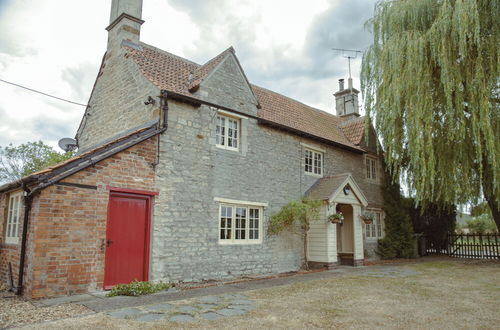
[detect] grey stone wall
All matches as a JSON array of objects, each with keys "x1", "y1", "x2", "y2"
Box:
[
  {"x1": 76, "y1": 45, "x2": 160, "y2": 152},
  {"x1": 150, "y1": 54, "x2": 384, "y2": 282}
]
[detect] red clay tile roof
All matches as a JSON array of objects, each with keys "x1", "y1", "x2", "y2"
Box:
[
  {"x1": 188, "y1": 47, "x2": 235, "y2": 91},
  {"x1": 125, "y1": 42, "x2": 364, "y2": 150},
  {"x1": 339, "y1": 116, "x2": 366, "y2": 145}
]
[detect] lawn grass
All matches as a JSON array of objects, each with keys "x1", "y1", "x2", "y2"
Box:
[{"x1": 23, "y1": 258, "x2": 500, "y2": 329}]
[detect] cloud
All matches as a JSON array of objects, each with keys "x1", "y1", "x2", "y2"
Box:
[{"x1": 61, "y1": 63, "x2": 98, "y2": 103}]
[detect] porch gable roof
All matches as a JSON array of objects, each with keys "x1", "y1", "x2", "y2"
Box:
[{"x1": 305, "y1": 173, "x2": 368, "y2": 207}]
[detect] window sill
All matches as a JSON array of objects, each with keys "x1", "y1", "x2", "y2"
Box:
[
  {"x1": 305, "y1": 172, "x2": 323, "y2": 178},
  {"x1": 218, "y1": 240, "x2": 262, "y2": 245},
  {"x1": 216, "y1": 145, "x2": 239, "y2": 152}
]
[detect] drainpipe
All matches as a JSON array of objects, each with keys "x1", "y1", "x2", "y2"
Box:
[
  {"x1": 160, "y1": 90, "x2": 169, "y2": 130},
  {"x1": 16, "y1": 184, "x2": 33, "y2": 296}
]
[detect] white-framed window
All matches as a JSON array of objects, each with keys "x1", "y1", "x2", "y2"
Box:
[
  {"x1": 366, "y1": 156, "x2": 378, "y2": 180},
  {"x1": 215, "y1": 114, "x2": 239, "y2": 151},
  {"x1": 304, "y1": 148, "x2": 323, "y2": 176},
  {"x1": 366, "y1": 211, "x2": 384, "y2": 239},
  {"x1": 219, "y1": 203, "x2": 263, "y2": 244},
  {"x1": 5, "y1": 192, "x2": 22, "y2": 244}
]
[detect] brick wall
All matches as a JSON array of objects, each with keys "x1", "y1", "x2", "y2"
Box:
[{"x1": 0, "y1": 137, "x2": 157, "y2": 299}]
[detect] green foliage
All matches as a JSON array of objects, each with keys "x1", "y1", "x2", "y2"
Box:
[
  {"x1": 376, "y1": 167, "x2": 415, "y2": 259},
  {"x1": 106, "y1": 280, "x2": 171, "y2": 297},
  {"x1": 407, "y1": 199, "x2": 456, "y2": 250},
  {"x1": 361, "y1": 0, "x2": 500, "y2": 228},
  {"x1": 470, "y1": 202, "x2": 491, "y2": 218},
  {"x1": 268, "y1": 198, "x2": 322, "y2": 269},
  {"x1": 464, "y1": 214, "x2": 498, "y2": 234},
  {"x1": 0, "y1": 141, "x2": 74, "y2": 183},
  {"x1": 268, "y1": 198, "x2": 322, "y2": 235}
]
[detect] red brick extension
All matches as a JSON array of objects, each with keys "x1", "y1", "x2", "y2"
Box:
[{"x1": 0, "y1": 137, "x2": 157, "y2": 299}]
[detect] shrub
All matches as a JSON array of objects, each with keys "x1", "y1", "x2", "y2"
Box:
[
  {"x1": 465, "y1": 215, "x2": 498, "y2": 234},
  {"x1": 106, "y1": 280, "x2": 172, "y2": 297},
  {"x1": 376, "y1": 165, "x2": 415, "y2": 259}
]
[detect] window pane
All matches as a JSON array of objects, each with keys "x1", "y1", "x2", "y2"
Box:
[
  {"x1": 235, "y1": 207, "x2": 246, "y2": 240},
  {"x1": 376, "y1": 213, "x2": 382, "y2": 237},
  {"x1": 366, "y1": 159, "x2": 371, "y2": 178},
  {"x1": 249, "y1": 208, "x2": 260, "y2": 240},
  {"x1": 220, "y1": 206, "x2": 232, "y2": 239},
  {"x1": 371, "y1": 160, "x2": 376, "y2": 179},
  {"x1": 305, "y1": 150, "x2": 313, "y2": 173},
  {"x1": 216, "y1": 116, "x2": 226, "y2": 146}
]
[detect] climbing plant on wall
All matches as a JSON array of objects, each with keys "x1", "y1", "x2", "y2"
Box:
[{"x1": 268, "y1": 198, "x2": 322, "y2": 270}]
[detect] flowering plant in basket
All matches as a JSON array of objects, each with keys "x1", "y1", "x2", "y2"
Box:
[
  {"x1": 328, "y1": 212, "x2": 344, "y2": 224},
  {"x1": 360, "y1": 212, "x2": 374, "y2": 224}
]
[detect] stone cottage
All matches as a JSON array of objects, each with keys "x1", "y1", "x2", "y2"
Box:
[{"x1": 0, "y1": 0, "x2": 385, "y2": 299}]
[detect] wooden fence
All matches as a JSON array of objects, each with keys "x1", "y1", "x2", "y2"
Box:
[{"x1": 425, "y1": 233, "x2": 500, "y2": 260}]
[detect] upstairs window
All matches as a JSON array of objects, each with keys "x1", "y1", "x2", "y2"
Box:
[
  {"x1": 216, "y1": 115, "x2": 239, "y2": 151},
  {"x1": 219, "y1": 203, "x2": 262, "y2": 244},
  {"x1": 5, "y1": 192, "x2": 22, "y2": 244},
  {"x1": 366, "y1": 156, "x2": 377, "y2": 180},
  {"x1": 366, "y1": 211, "x2": 384, "y2": 238},
  {"x1": 305, "y1": 149, "x2": 323, "y2": 176}
]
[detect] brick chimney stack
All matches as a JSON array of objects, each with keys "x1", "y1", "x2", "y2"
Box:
[
  {"x1": 334, "y1": 78, "x2": 360, "y2": 120},
  {"x1": 106, "y1": 0, "x2": 144, "y2": 51}
]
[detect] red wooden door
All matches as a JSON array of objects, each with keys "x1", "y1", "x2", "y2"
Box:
[{"x1": 104, "y1": 192, "x2": 151, "y2": 289}]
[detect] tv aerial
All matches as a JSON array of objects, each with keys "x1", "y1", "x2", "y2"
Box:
[
  {"x1": 58, "y1": 138, "x2": 78, "y2": 152},
  {"x1": 332, "y1": 48, "x2": 363, "y2": 79}
]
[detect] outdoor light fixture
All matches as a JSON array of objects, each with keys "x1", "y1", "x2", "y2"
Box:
[{"x1": 343, "y1": 185, "x2": 351, "y2": 195}]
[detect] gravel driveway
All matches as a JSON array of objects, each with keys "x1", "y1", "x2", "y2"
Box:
[{"x1": 0, "y1": 285, "x2": 91, "y2": 328}]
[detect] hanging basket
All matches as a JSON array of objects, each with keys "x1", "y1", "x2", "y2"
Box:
[
  {"x1": 360, "y1": 215, "x2": 373, "y2": 225},
  {"x1": 328, "y1": 213, "x2": 344, "y2": 224}
]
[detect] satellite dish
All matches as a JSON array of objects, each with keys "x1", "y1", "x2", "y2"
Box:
[{"x1": 58, "y1": 138, "x2": 78, "y2": 152}]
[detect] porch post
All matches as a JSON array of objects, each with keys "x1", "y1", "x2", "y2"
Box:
[
  {"x1": 352, "y1": 205, "x2": 364, "y2": 265},
  {"x1": 326, "y1": 202, "x2": 338, "y2": 265}
]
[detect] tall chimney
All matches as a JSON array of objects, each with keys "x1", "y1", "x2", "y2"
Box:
[
  {"x1": 333, "y1": 77, "x2": 360, "y2": 120},
  {"x1": 106, "y1": 0, "x2": 144, "y2": 51}
]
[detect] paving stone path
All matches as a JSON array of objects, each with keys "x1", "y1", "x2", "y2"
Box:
[
  {"x1": 106, "y1": 293, "x2": 255, "y2": 323},
  {"x1": 355, "y1": 266, "x2": 419, "y2": 278}
]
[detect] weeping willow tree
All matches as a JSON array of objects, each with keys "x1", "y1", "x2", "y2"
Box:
[{"x1": 361, "y1": 0, "x2": 500, "y2": 229}]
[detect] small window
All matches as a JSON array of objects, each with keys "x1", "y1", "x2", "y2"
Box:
[
  {"x1": 216, "y1": 114, "x2": 239, "y2": 151},
  {"x1": 305, "y1": 148, "x2": 323, "y2": 176},
  {"x1": 219, "y1": 203, "x2": 262, "y2": 244},
  {"x1": 366, "y1": 211, "x2": 384, "y2": 239},
  {"x1": 5, "y1": 192, "x2": 22, "y2": 244},
  {"x1": 366, "y1": 156, "x2": 377, "y2": 180}
]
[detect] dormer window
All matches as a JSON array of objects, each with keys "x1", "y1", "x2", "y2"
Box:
[{"x1": 215, "y1": 114, "x2": 239, "y2": 151}]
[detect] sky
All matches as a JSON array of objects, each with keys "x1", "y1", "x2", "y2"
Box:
[{"x1": 0, "y1": 0, "x2": 377, "y2": 151}]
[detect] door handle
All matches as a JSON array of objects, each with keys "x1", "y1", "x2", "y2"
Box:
[{"x1": 106, "y1": 239, "x2": 113, "y2": 247}]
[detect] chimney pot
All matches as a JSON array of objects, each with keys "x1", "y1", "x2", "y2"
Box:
[{"x1": 339, "y1": 79, "x2": 345, "y2": 91}]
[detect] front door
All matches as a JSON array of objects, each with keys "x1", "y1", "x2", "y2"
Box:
[{"x1": 104, "y1": 192, "x2": 151, "y2": 289}]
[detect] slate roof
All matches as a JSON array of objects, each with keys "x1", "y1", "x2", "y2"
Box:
[
  {"x1": 305, "y1": 174, "x2": 351, "y2": 200},
  {"x1": 124, "y1": 42, "x2": 364, "y2": 150},
  {"x1": 0, "y1": 124, "x2": 161, "y2": 194}
]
